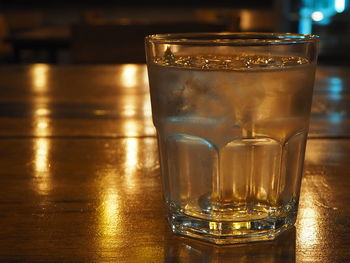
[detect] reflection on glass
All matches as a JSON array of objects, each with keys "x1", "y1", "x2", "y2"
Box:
[
  {"x1": 143, "y1": 94, "x2": 156, "y2": 135},
  {"x1": 142, "y1": 138, "x2": 159, "y2": 170},
  {"x1": 31, "y1": 64, "x2": 49, "y2": 93},
  {"x1": 143, "y1": 94, "x2": 152, "y2": 118},
  {"x1": 142, "y1": 65, "x2": 149, "y2": 87},
  {"x1": 121, "y1": 64, "x2": 138, "y2": 88},
  {"x1": 166, "y1": 228, "x2": 296, "y2": 263}
]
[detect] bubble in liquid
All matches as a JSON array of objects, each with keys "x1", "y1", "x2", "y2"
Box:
[{"x1": 155, "y1": 53, "x2": 309, "y2": 70}]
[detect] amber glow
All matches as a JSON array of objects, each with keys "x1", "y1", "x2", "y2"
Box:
[
  {"x1": 122, "y1": 96, "x2": 137, "y2": 117},
  {"x1": 125, "y1": 138, "x2": 138, "y2": 171},
  {"x1": 298, "y1": 190, "x2": 319, "y2": 248},
  {"x1": 31, "y1": 64, "x2": 49, "y2": 92},
  {"x1": 121, "y1": 64, "x2": 138, "y2": 88},
  {"x1": 100, "y1": 192, "x2": 121, "y2": 236},
  {"x1": 123, "y1": 119, "x2": 139, "y2": 137},
  {"x1": 32, "y1": 114, "x2": 52, "y2": 195},
  {"x1": 142, "y1": 65, "x2": 149, "y2": 87},
  {"x1": 35, "y1": 108, "x2": 50, "y2": 117},
  {"x1": 31, "y1": 62, "x2": 52, "y2": 195}
]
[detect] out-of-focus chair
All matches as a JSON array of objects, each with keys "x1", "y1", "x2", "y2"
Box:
[{"x1": 70, "y1": 21, "x2": 228, "y2": 64}]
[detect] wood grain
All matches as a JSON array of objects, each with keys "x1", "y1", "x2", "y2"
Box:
[{"x1": 0, "y1": 64, "x2": 349, "y2": 262}]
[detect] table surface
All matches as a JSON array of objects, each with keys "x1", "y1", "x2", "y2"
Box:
[{"x1": 0, "y1": 64, "x2": 349, "y2": 262}]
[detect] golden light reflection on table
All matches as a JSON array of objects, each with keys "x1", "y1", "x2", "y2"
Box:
[
  {"x1": 122, "y1": 95, "x2": 138, "y2": 117},
  {"x1": 122, "y1": 119, "x2": 140, "y2": 137},
  {"x1": 125, "y1": 138, "x2": 138, "y2": 171},
  {"x1": 297, "y1": 186, "x2": 320, "y2": 250},
  {"x1": 32, "y1": 113, "x2": 52, "y2": 195},
  {"x1": 120, "y1": 64, "x2": 138, "y2": 88},
  {"x1": 30, "y1": 64, "x2": 50, "y2": 93},
  {"x1": 96, "y1": 138, "x2": 141, "y2": 258},
  {"x1": 30, "y1": 64, "x2": 52, "y2": 195},
  {"x1": 100, "y1": 192, "x2": 121, "y2": 237}
]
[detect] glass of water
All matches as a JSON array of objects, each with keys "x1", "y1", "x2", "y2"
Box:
[{"x1": 145, "y1": 33, "x2": 318, "y2": 244}]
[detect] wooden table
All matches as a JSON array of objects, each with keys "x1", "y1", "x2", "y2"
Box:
[{"x1": 0, "y1": 64, "x2": 349, "y2": 262}]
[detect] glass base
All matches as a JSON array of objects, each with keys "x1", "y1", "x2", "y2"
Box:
[{"x1": 169, "y1": 210, "x2": 296, "y2": 245}]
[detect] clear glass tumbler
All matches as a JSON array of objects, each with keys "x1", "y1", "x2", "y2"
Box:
[{"x1": 145, "y1": 33, "x2": 318, "y2": 244}]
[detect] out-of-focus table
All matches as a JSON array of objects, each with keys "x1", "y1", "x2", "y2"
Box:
[{"x1": 0, "y1": 64, "x2": 349, "y2": 262}]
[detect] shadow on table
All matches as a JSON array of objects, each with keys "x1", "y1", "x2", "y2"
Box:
[{"x1": 165, "y1": 227, "x2": 296, "y2": 263}]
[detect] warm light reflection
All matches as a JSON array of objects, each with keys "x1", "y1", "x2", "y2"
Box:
[
  {"x1": 33, "y1": 136, "x2": 51, "y2": 195},
  {"x1": 124, "y1": 138, "x2": 139, "y2": 192},
  {"x1": 125, "y1": 138, "x2": 138, "y2": 171},
  {"x1": 142, "y1": 94, "x2": 156, "y2": 135},
  {"x1": 34, "y1": 115, "x2": 51, "y2": 137},
  {"x1": 100, "y1": 192, "x2": 120, "y2": 236},
  {"x1": 35, "y1": 138, "x2": 50, "y2": 173},
  {"x1": 142, "y1": 94, "x2": 152, "y2": 118},
  {"x1": 35, "y1": 108, "x2": 51, "y2": 117},
  {"x1": 144, "y1": 118, "x2": 156, "y2": 136},
  {"x1": 32, "y1": 104, "x2": 52, "y2": 195},
  {"x1": 31, "y1": 64, "x2": 49, "y2": 92},
  {"x1": 142, "y1": 66, "x2": 149, "y2": 87},
  {"x1": 121, "y1": 64, "x2": 138, "y2": 88},
  {"x1": 123, "y1": 119, "x2": 139, "y2": 137},
  {"x1": 122, "y1": 96, "x2": 137, "y2": 117},
  {"x1": 298, "y1": 190, "x2": 319, "y2": 249}
]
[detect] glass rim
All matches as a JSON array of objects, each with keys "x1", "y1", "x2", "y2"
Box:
[{"x1": 145, "y1": 32, "x2": 319, "y2": 46}]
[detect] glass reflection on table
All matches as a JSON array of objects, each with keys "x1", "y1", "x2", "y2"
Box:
[{"x1": 166, "y1": 228, "x2": 296, "y2": 263}]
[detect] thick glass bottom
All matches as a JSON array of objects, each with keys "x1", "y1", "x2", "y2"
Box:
[{"x1": 169, "y1": 206, "x2": 297, "y2": 245}]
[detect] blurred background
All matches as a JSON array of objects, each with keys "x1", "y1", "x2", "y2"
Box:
[{"x1": 0, "y1": 0, "x2": 348, "y2": 65}]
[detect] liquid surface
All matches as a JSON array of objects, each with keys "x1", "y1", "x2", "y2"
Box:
[
  {"x1": 154, "y1": 48, "x2": 309, "y2": 70},
  {"x1": 148, "y1": 51, "x2": 315, "y2": 236}
]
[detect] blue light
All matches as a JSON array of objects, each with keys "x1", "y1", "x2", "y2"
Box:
[
  {"x1": 299, "y1": 7, "x2": 312, "y2": 34},
  {"x1": 330, "y1": 112, "x2": 344, "y2": 124},
  {"x1": 335, "y1": 0, "x2": 346, "y2": 13},
  {"x1": 329, "y1": 77, "x2": 343, "y2": 101}
]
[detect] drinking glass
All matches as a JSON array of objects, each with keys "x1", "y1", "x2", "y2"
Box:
[{"x1": 145, "y1": 33, "x2": 318, "y2": 244}]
